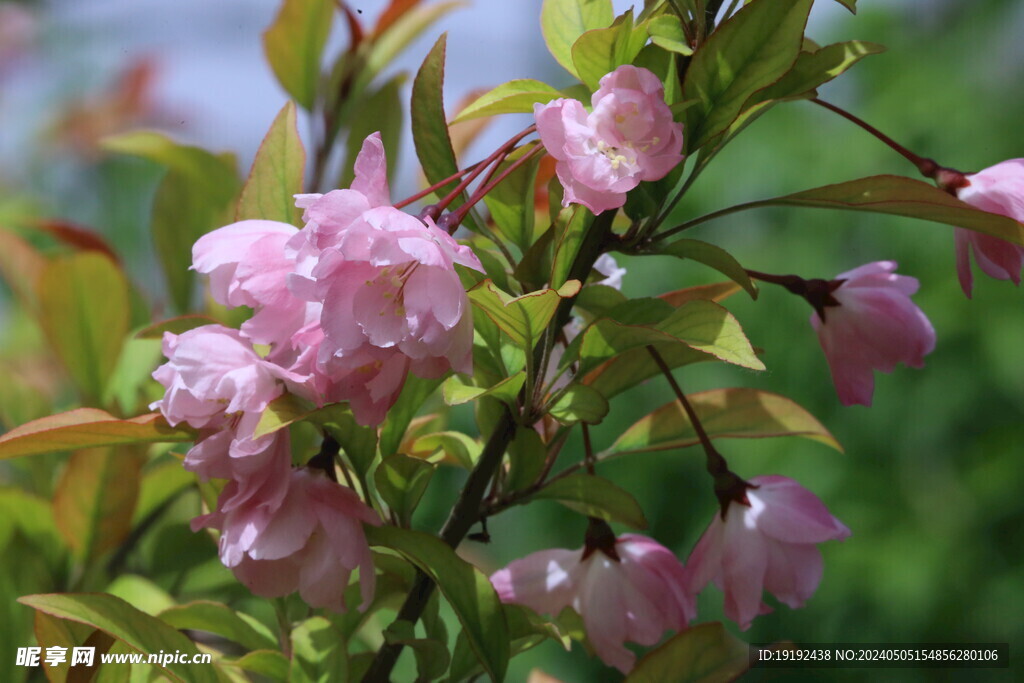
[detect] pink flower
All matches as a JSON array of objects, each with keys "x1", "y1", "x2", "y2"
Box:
[
  {"x1": 185, "y1": 428, "x2": 292, "y2": 515},
  {"x1": 534, "y1": 65, "x2": 684, "y2": 214},
  {"x1": 490, "y1": 534, "x2": 694, "y2": 673},
  {"x1": 192, "y1": 219, "x2": 321, "y2": 358},
  {"x1": 954, "y1": 159, "x2": 1024, "y2": 297},
  {"x1": 193, "y1": 467, "x2": 381, "y2": 612},
  {"x1": 150, "y1": 325, "x2": 303, "y2": 429},
  {"x1": 811, "y1": 261, "x2": 935, "y2": 407},
  {"x1": 684, "y1": 475, "x2": 850, "y2": 631},
  {"x1": 298, "y1": 203, "x2": 482, "y2": 379}
]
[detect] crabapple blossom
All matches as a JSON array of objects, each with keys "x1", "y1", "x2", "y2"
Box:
[
  {"x1": 192, "y1": 219, "x2": 320, "y2": 357},
  {"x1": 953, "y1": 159, "x2": 1024, "y2": 297},
  {"x1": 684, "y1": 475, "x2": 850, "y2": 631},
  {"x1": 295, "y1": 202, "x2": 483, "y2": 380},
  {"x1": 490, "y1": 533, "x2": 694, "y2": 673},
  {"x1": 150, "y1": 325, "x2": 305, "y2": 429},
  {"x1": 811, "y1": 261, "x2": 935, "y2": 406},
  {"x1": 534, "y1": 65, "x2": 684, "y2": 214},
  {"x1": 193, "y1": 466, "x2": 381, "y2": 612}
]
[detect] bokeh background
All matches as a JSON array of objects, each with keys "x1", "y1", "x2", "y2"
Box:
[{"x1": 1, "y1": 0, "x2": 1021, "y2": 681}]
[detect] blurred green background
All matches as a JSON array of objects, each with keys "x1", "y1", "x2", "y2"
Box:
[{"x1": 1, "y1": 0, "x2": 1021, "y2": 681}]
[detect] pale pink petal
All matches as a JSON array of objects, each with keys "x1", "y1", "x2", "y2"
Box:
[{"x1": 351, "y1": 132, "x2": 391, "y2": 208}]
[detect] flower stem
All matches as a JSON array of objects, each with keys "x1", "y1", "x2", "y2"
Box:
[
  {"x1": 810, "y1": 98, "x2": 969, "y2": 192},
  {"x1": 650, "y1": 198, "x2": 775, "y2": 243},
  {"x1": 646, "y1": 345, "x2": 749, "y2": 514},
  {"x1": 360, "y1": 211, "x2": 615, "y2": 683}
]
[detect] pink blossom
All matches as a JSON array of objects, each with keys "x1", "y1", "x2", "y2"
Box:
[
  {"x1": 534, "y1": 65, "x2": 684, "y2": 214},
  {"x1": 193, "y1": 467, "x2": 381, "y2": 612},
  {"x1": 150, "y1": 325, "x2": 302, "y2": 429},
  {"x1": 811, "y1": 261, "x2": 935, "y2": 407},
  {"x1": 490, "y1": 534, "x2": 694, "y2": 673},
  {"x1": 684, "y1": 475, "x2": 850, "y2": 631},
  {"x1": 185, "y1": 428, "x2": 292, "y2": 515},
  {"x1": 298, "y1": 204, "x2": 482, "y2": 380},
  {"x1": 192, "y1": 219, "x2": 321, "y2": 357},
  {"x1": 954, "y1": 159, "x2": 1024, "y2": 297}
]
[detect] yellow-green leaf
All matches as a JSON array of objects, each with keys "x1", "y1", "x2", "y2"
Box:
[
  {"x1": 18, "y1": 593, "x2": 219, "y2": 683},
  {"x1": 237, "y1": 101, "x2": 306, "y2": 225},
  {"x1": 262, "y1": 0, "x2": 334, "y2": 110},
  {"x1": 37, "y1": 252, "x2": 130, "y2": 403},
  {"x1": 53, "y1": 447, "x2": 142, "y2": 561},
  {"x1": 452, "y1": 79, "x2": 563, "y2": 124},
  {"x1": 626, "y1": 622, "x2": 749, "y2": 682},
  {"x1": 606, "y1": 388, "x2": 842, "y2": 457},
  {"x1": 469, "y1": 279, "x2": 582, "y2": 350},
  {"x1": 541, "y1": 0, "x2": 615, "y2": 78},
  {"x1": 0, "y1": 409, "x2": 194, "y2": 460}
]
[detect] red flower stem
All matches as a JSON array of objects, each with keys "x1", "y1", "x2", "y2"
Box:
[
  {"x1": 582, "y1": 423, "x2": 595, "y2": 475},
  {"x1": 446, "y1": 144, "x2": 543, "y2": 232},
  {"x1": 392, "y1": 161, "x2": 484, "y2": 210},
  {"x1": 811, "y1": 98, "x2": 968, "y2": 191},
  {"x1": 646, "y1": 345, "x2": 750, "y2": 513}
]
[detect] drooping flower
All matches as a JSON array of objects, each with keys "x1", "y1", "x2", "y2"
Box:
[
  {"x1": 811, "y1": 261, "x2": 935, "y2": 407},
  {"x1": 953, "y1": 159, "x2": 1024, "y2": 297},
  {"x1": 490, "y1": 533, "x2": 694, "y2": 673},
  {"x1": 534, "y1": 65, "x2": 684, "y2": 214},
  {"x1": 684, "y1": 475, "x2": 850, "y2": 631},
  {"x1": 193, "y1": 467, "x2": 381, "y2": 612}
]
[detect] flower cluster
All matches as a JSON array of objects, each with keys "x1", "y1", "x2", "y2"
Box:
[
  {"x1": 490, "y1": 477, "x2": 847, "y2": 672},
  {"x1": 150, "y1": 132, "x2": 482, "y2": 608},
  {"x1": 535, "y1": 65, "x2": 684, "y2": 214}
]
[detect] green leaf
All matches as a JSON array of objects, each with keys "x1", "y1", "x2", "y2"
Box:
[
  {"x1": 262, "y1": 0, "x2": 334, "y2": 110},
  {"x1": 289, "y1": 617, "x2": 347, "y2": 683},
  {"x1": 584, "y1": 342, "x2": 712, "y2": 399},
  {"x1": 37, "y1": 252, "x2": 129, "y2": 403},
  {"x1": 654, "y1": 239, "x2": 757, "y2": 299},
  {"x1": 452, "y1": 80, "x2": 563, "y2": 124},
  {"x1": 412, "y1": 34, "x2": 468, "y2": 217},
  {"x1": 625, "y1": 622, "x2": 749, "y2": 682},
  {"x1": 532, "y1": 473, "x2": 647, "y2": 529},
  {"x1": 0, "y1": 409, "x2": 194, "y2": 460},
  {"x1": 253, "y1": 393, "x2": 316, "y2": 439},
  {"x1": 506, "y1": 426, "x2": 548, "y2": 492},
  {"x1": 765, "y1": 175, "x2": 1024, "y2": 245},
  {"x1": 102, "y1": 131, "x2": 239, "y2": 312},
  {"x1": 578, "y1": 299, "x2": 764, "y2": 375},
  {"x1": 105, "y1": 575, "x2": 176, "y2": 616},
  {"x1": 337, "y1": 75, "x2": 405, "y2": 189},
  {"x1": 225, "y1": 650, "x2": 289, "y2": 681},
  {"x1": 755, "y1": 40, "x2": 884, "y2": 103},
  {"x1": 831, "y1": 0, "x2": 857, "y2": 13},
  {"x1": 541, "y1": 0, "x2": 615, "y2": 78},
  {"x1": 365, "y1": 526, "x2": 509, "y2": 682},
  {"x1": 647, "y1": 14, "x2": 693, "y2": 56},
  {"x1": 158, "y1": 601, "x2": 277, "y2": 652},
  {"x1": 375, "y1": 454, "x2": 436, "y2": 526},
  {"x1": 409, "y1": 431, "x2": 481, "y2": 469},
  {"x1": 379, "y1": 376, "x2": 443, "y2": 459},
  {"x1": 682, "y1": 0, "x2": 812, "y2": 150},
  {"x1": 18, "y1": 593, "x2": 219, "y2": 683},
  {"x1": 482, "y1": 144, "x2": 543, "y2": 253},
  {"x1": 571, "y1": 11, "x2": 649, "y2": 92},
  {"x1": 382, "y1": 620, "x2": 450, "y2": 681},
  {"x1": 551, "y1": 206, "x2": 593, "y2": 289},
  {"x1": 236, "y1": 101, "x2": 306, "y2": 226},
  {"x1": 53, "y1": 447, "x2": 141, "y2": 562},
  {"x1": 607, "y1": 388, "x2": 842, "y2": 457},
  {"x1": 442, "y1": 371, "x2": 526, "y2": 407},
  {"x1": 547, "y1": 383, "x2": 609, "y2": 425},
  {"x1": 468, "y1": 280, "x2": 582, "y2": 350},
  {"x1": 361, "y1": 1, "x2": 464, "y2": 89}
]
